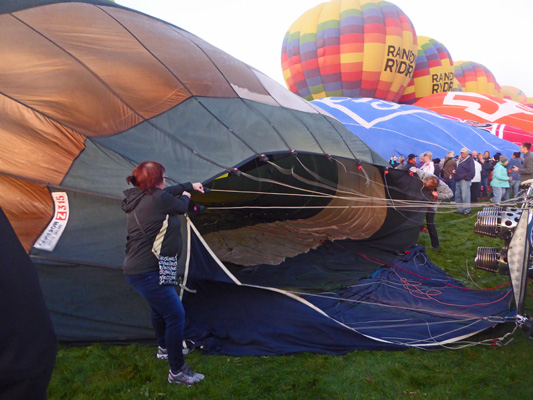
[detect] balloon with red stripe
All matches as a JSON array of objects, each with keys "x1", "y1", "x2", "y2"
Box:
[
  {"x1": 281, "y1": 0, "x2": 418, "y2": 102},
  {"x1": 452, "y1": 60, "x2": 502, "y2": 97},
  {"x1": 399, "y1": 36, "x2": 454, "y2": 104}
]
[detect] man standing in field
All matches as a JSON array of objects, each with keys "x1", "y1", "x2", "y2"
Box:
[
  {"x1": 512, "y1": 142, "x2": 533, "y2": 184},
  {"x1": 453, "y1": 147, "x2": 475, "y2": 215}
]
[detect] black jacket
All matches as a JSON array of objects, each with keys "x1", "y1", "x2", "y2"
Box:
[
  {"x1": 121, "y1": 183, "x2": 193, "y2": 275},
  {"x1": 481, "y1": 160, "x2": 493, "y2": 178}
]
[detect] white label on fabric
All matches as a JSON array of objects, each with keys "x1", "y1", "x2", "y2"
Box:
[{"x1": 34, "y1": 192, "x2": 69, "y2": 252}]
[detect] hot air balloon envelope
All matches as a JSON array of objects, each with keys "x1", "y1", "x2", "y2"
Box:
[
  {"x1": 415, "y1": 92, "x2": 533, "y2": 134},
  {"x1": 281, "y1": 0, "x2": 418, "y2": 102},
  {"x1": 0, "y1": 0, "x2": 512, "y2": 355},
  {"x1": 399, "y1": 36, "x2": 454, "y2": 104},
  {"x1": 312, "y1": 97, "x2": 519, "y2": 159}
]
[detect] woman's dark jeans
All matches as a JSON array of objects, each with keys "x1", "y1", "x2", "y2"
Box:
[
  {"x1": 125, "y1": 271, "x2": 185, "y2": 372},
  {"x1": 480, "y1": 176, "x2": 489, "y2": 198}
]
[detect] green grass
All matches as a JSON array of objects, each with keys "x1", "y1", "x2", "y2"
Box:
[{"x1": 48, "y1": 205, "x2": 533, "y2": 399}]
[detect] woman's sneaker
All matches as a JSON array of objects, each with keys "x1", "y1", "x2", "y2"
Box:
[
  {"x1": 157, "y1": 346, "x2": 190, "y2": 359},
  {"x1": 156, "y1": 346, "x2": 168, "y2": 359},
  {"x1": 168, "y1": 364, "x2": 205, "y2": 385}
]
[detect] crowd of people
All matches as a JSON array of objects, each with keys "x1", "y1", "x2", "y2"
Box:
[
  {"x1": 389, "y1": 142, "x2": 533, "y2": 209},
  {"x1": 388, "y1": 142, "x2": 533, "y2": 252}
]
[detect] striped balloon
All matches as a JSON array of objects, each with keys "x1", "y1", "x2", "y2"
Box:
[
  {"x1": 452, "y1": 77, "x2": 463, "y2": 92},
  {"x1": 399, "y1": 36, "x2": 454, "y2": 104},
  {"x1": 500, "y1": 85, "x2": 528, "y2": 104},
  {"x1": 452, "y1": 61, "x2": 502, "y2": 97},
  {"x1": 281, "y1": 0, "x2": 417, "y2": 102}
]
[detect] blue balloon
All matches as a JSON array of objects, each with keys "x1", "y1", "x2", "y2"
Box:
[{"x1": 312, "y1": 97, "x2": 519, "y2": 160}]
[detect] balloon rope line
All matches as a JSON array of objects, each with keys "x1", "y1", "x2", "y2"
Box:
[
  {"x1": 209, "y1": 188, "x2": 422, "y2": 206},
  {"x1": 237, "y1": 170, "x2": 414, "y2": 207},
  {"x1": 236, "y1": 169, "x2": 438, "y2": 207},
  {"x1": 260, "y1": 159, "x2": 496, "y2": 209},
  {"x1": 208, "y1": 188, "x2": 435, "y2": 210},
  {"x1": 265, "y1": 160, "x2": 341, "y2": 194},
  {"x1": 283, "y1": 287, "x2": 509, "y2": 317},
  {"x1": 337, "y1": 246, "x2": 512, "y2": 292},
  {"x1": 207, "y1": 204, "x2": 426, "y2": 210},
  {"x1": 341, "y1": 317, "x2": 486, "y2": 332},
  {"x1": 263, "y1": 157, "x2": 433, "y2": 205},
  {"x1": 210, "y1": 159, "x2": 517, "y2": 212}
]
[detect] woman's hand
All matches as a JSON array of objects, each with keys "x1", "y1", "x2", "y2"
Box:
[
  {"x1": 192, "y1": 182, "x2": 205, "y2": 193},
  {"x1": 182, "y1": 191, "x2": 191, "y2": 198}
]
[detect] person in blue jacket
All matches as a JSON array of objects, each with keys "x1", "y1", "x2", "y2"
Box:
[{"x1": 453, "y1": 147, "x2": 475, "y2": 214}]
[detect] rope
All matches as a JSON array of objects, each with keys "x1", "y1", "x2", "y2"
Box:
[{"x1": 205, "y1": 157, "x2": 517, "y2": 215}]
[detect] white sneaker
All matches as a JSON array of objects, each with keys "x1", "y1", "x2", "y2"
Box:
[
  {"x1": 156, "y1": 346, "x2": 168, "y2": 359},
  {"x1": 168, "y1": 364, "x2": 205, "y2": 385}
]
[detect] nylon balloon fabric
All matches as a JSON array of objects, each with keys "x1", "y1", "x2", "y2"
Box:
[
  {"x1": 0, "y1": 1, "x2": 514, "y2": 351},
  {"x1": 312, "y1": 97, "x2": 519, "y2": 160},
  {"x1": 501, "y1": 86, "x2": 529, "y2": 104},
  {"x1": 415, "y1": 92, "x2": 533, "y2": 134},
  {"x1": 452, "y1": 61, "x2": 502, "y2": 97},
  {"x1": 281, "y1": 0, "x2": 417, "y2": 102},
  {"x1": 0, "y1": 0, "x2": 401, "y2": 343},
  {"x1": 399, "y1": 36, "x2": 455, "y2": 104}
]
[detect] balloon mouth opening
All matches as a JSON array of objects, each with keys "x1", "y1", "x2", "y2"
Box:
[{"x1": 189, "y1": 153, "x2": 388, "y2": 277}]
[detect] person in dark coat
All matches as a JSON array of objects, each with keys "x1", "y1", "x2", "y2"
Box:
[
  {"x1": 453, "y1": 147, "x2": 475, "y2": 214},
  {"x1": 480, "y1": 151, "x2": 493, "y2": 199},
  {"x1": 0, "y1": 207, "x2": 57, "y2": 400},
  {"x1": 441, "y1": 151, "x2": 457, "y2": 200},
  {"x1": 432, "y1": 158, "x2": 441, "y2": 179},
  {"x1": 508, "y1": 152, "x2": 522, "y2": 197},
  {"x1": 396, "y1": 154, "x2": 417, "y2": 170},
  {"x1": 122, "y1": 161, "x2": 205, "y2": 386}
]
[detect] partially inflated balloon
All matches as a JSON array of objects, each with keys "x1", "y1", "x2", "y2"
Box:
[
  {"x1": 415, "y1": 92, "x2": 533, "y2": 133},
  {"x1": 452, "y1": 61, "x2": 502, "y2": 96},
  {"x1": 281, "y1": 0, "x2": 417, "y2": 102},
  {"x1": 312, "y1": 97, "x2": 518, "y2": 158},
  {"x1": 501, "y1": 86, "x2": 528, "y2": 104},
  {"x1": 399, "y1": 36, "x2": 454, "y2": 104}
]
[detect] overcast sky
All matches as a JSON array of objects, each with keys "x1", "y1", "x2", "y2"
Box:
[{"x1": 118, "y1": 0, "x2": 533, "y2": 99}]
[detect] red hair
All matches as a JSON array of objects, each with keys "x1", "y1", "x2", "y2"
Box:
[{"x1": 126, "y1": 161, "x2": 165, "y2": 194}]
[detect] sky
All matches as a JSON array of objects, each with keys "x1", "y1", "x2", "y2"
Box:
[{"x1": 118, "y1": 0, "x2": 533, "y2": 98}]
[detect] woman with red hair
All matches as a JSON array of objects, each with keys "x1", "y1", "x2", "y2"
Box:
[{"x1": 122, "y1": 161, "x2": 205, "y2": 386}]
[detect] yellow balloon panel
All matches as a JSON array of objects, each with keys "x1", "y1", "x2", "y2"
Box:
[{"x1": 281, "y1": 0, "x2": 418, "y2": 102}]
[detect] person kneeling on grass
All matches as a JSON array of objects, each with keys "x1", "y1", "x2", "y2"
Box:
[{"x1": 122, "y1": 161, "x2": 206, "y2": 386}]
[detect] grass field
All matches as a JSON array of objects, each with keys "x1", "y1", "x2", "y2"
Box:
[{"x1": 48, "y1": 206, "x2": 533, "y2": 399}]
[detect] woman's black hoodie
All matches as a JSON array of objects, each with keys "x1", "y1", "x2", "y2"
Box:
[{"x1": 121, "y1": 183, "x2": 193, "y2": 275}]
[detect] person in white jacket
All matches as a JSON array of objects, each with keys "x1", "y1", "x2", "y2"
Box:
[
  {"x1": 470, "y1": 153, "x2": 483, "y2": 203},
  {"x1": 420, "y1": 151, "x2": 434, "y2": 175}
]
